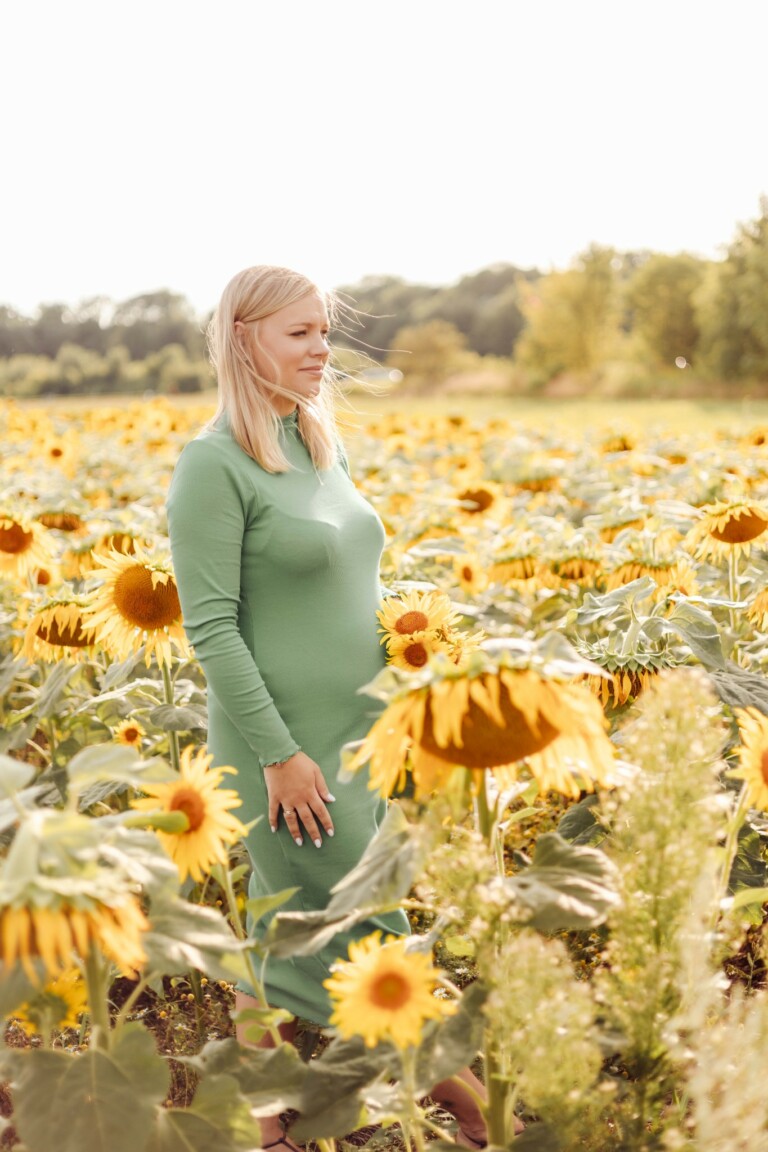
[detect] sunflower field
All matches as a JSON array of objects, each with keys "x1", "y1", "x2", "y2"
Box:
[{"x1": 4, "y1": 394, "x2": 768, "y2": 1151}]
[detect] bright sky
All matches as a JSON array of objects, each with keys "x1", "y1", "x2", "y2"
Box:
[{"x1": 2, "y1": 0, "x2": 766, "y2": 316}]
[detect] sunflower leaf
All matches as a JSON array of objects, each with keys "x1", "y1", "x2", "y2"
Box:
[
  {"x1": 291, "y1": 1034, "x2": 400, "y2": 1141},
  {"x1": 148, "y1": 703, "x2": 209, "y2": 731},
  {"x1": 143, "y1": 893, "x2": 251, "y2": 983},
  {"x1": 264, "y1": 905, "x2": 379, "y2": 958},
  {"x1": 326, "y1": 803, "x2": 427, "y2": 914},
  {"x1": 179, "y1": 1037, "x2": 309, "y2": 1113},
  {"x1": 575, "y1": 578, "x2": 657, "y2": 624},
  {"x1": 708, "y1": 663, "x2": 768, "y2": 714},
  {"x1": 146, "y1": 1072, "x2": 261, "y2": 1152},
  {"x1": 641, "y1": 601, "x2": 725, "y2": 669},
  {"x1": 8, "y1": 1024, "x2": 168, "y2": 1152},
  {"x1": 414, "y1": 980, "x2": 488, "y2": 1088},
  {"x1": 0, "y1": 754, "x2": 36, "y2": 796},
  {"x1": 506, "y1": 832, "x2": 620, "y2": 932}
]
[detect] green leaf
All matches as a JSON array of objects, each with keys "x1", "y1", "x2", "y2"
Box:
[
  {"x1": 264, "y1": 905, "x2": 376, "y2": 959},
  {"x1": 326, "y1": 803, "x2": 425, "y2": 915},
  {"x1": 507, "y1": 832, "x2": 620, "y2": 932},
  {"x1": 291, "y1": 1034, "x2": 400, "y2": 1142},
  {"x1": 575, "y1": 578, "x2": 656, "y2": 624},
  {"x1": 180, "y1": 1037, "x2": 309, "y2": 1114},
  {"x1": 147, "y1": 1073, "x2": 261, "y2": 1152},
  {"x1": 0, "y1": 962, "x2": 38, "y2": 1021},
  {"x1": 709, "y1": 663, "x2": 768, "y2": 713},
  {"x1": 144, "y1": 894, "x2": 251, "y2": 983},
  {"x1": 10, "y1": 1024, "x2": 168, "y2": 1152},
  {"x1": 443, "y1": 935, "x2": 476, "y2": 958},
  {"x1": 0, "y1": 755, "x2": 36, "y2": 796},
  {"x1": 642, "y1": 600, "x2": 725, "y2": 669},
  {"x1": 414, "y1": 981, "x2": 487, "y2": 1089},
  {"x1": 35, "y1": 662, "x2": 79, "y2": 719},
  {"x1": 101, "y1": 650, "x2": 145, "y2": 691},
  {"x1": 556, "y1": 794, "x2": 603, "y2": 846},
  {"x1": 730, "y1": 885, "x2": 768, "y2": 911},
  {"x1": 244, "y1": 886, "x2": 300, "y2": 923},
  {"x1": 148, "y1": 703, "x2": 208, "y2": 732}
]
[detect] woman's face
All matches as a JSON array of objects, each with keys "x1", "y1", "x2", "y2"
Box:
[{"x1": 247, "y1": 291, "x2": 331, "y2": 411}]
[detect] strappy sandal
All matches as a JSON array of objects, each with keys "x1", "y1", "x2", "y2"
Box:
[{"x1": 262, "y1": 1138, "x2": 304, "y2": 1152}]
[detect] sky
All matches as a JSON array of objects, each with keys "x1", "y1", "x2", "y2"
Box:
[{"x1": 2, "y1": 0, "x2": 766, "y2": 316}]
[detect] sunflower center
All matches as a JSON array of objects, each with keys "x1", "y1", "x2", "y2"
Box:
[
  {"x1": 37, "y1": 617, "x2": 91, "y2": 647},
  {"x1": 369, "y1": 971, "x2": 411, "y2": 1010},
  {"x1": 396, "y1": 610, "x2": 430, "y2": 634},
  {"x1": 461, "y1": 566, "x2": 474, "y2": 582},
  {"x1": 404, "y1": 642, "x2": 429, "y2": 668},
  {"x1": 710, "y1": 510, "x2": 768, "y2": 544},
  {"x1": 0, "y1": 522, "x2": 33, "y2": 555},
  {"x1": 113, "y1": 566, "x2": 181, "y2": 630},
  {"x1": 169, "y1": 787, "x2": 206, "y2": 832},
  {"x1": 459, "y1": 488, "x2": 493, "y2": 513},
  {"x1": 123, "y1": 727, "x2": 141, "y2": 744},
  {"x1": 422, "y1": 676, "x2": 561, "y2": 768}
]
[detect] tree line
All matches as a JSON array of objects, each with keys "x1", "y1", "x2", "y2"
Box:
[{"x1": 1, "y1": 198, "x2": 766, "y2": 397}]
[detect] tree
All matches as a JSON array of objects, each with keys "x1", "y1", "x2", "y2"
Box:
[
  {"x1": 515, "y1": 246, "x2": 621, "y2": 384},
  {"x1": 386, "y1": 320, "x2": 475, "y2": 386},
  {"x1": 625, "y1": 253, "x2": 705, "y2": 367},
  {"x1": 695, "y1": 198, "x2": 768, "y2": 382}
]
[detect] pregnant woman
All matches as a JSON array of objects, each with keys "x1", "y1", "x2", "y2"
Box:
[{"x1": 166, "y1": 265, "x2": 510, "y2": 1148}]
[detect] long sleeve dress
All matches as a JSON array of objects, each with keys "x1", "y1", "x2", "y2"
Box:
[{"x1": 166, "y1": 407, "x2": 410, "y2": 1024}]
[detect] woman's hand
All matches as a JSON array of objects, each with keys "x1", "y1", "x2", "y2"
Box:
[{"x1": 264, "y1": 751, "x2": 336, "y2": 847}]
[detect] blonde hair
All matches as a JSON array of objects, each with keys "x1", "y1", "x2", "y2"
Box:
[{"x1": 205, "y1": 265, "x2": 341, "y2": 472}]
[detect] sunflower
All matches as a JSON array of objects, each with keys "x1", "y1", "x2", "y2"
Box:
[
  {"x1": 727, "y1": 708, "x2": 768, "y2": 810},
  {"x1": 114, "y1": 718, "x2": 146, "y2": 747},
  {"x1": 36, "y1": 510, "x2": 85, "y2": 533},
  {"x1": 455, "y1": 483, "x2": 501, "y2": 517},
  {"x1": 582, "y1": 649, "x2": 679, "y2": 708},
  {"x1": 490, "y1": 553, "x2": 539, "y2": 586},
  {"x1": 377, "y1": 589, "x2": 461, "y2": 644},
  {"x1": 349, "y1": 649, "x2": 615, "y2": 802},
  {"x1": 12, "y1": 968, "x2": 88, "y2": 1036},
  {"x1": 39, "y1": 436, "x2": 78, "y2": 475},
  {"x1": 0, "y1": 896, "x2": 148, "y2": 983},
  {"x1": 385, "y1": 630, "x2": 454, "y2": 671},
  {"x1": 597, "y1": 516, "x2": 645, "y2": 544},
  {"x1": 605, "y1": 555, "x2": 698, "y2": 595},
  {"x1": 0, "y1": 514, "x2": 55, "y2": 582},
  {"x1": 83, "y1": 545, "x2": 190, "y2": 668},
  {"x1": 453, "y1": 555, "x2": 489, "y2": 596},
  {"x1": 130, "y1": 745, "x2": 247, "y2": 882},
  {"x1": 324, "y1": 931, "x2": 454, "y2": 1049},
  {"x1": 685, "y1": 500, "x2": 768, "y2": 561},
  {"x1": 747, "y1": 589, "x2": 768, "y2": 633},
  {"x1": 22, "y1": 595, "x2": 99, "y2": 663}
]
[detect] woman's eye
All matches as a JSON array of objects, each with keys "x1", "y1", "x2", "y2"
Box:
[{"x1": 290, "y1": 331, "x2": 307, "y2": 337}]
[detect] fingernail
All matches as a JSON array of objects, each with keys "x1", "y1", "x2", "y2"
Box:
[
  {"x1": 326, "y1": 793, "x2": 336, "y2": 802},
  {"x1": 270, "y1": 825, "x2": 276, "y2": 833},
  {"x1": 314, "y1": 838, "x2": 322, "y2": 848},
  {"x1": 294, "y1": 837, "x2": 303, "y2": 846},
  {"x1": 327, "y1": 828, "x2": 334, "y2": 837}
]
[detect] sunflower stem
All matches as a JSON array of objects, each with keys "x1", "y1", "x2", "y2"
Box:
[
  {"x1": 83, "y1": 947, "x2": 111, "y2": 1051},
  {"x1": 483, "y1": 1028, "x2": 509, "y2": 1146},
  {"x1": 401, "y1": 1046, "x2": 428, "y2": 1152},
  {"x1": 727, "y1": 551, "x2": 740, "y2": 650},
  {"x1": 711, "y1": 781, "x2": 752, "y2": 934},
  {"x1": 219, "y1": 860, "x2": 283, "y2": 1046},
  {"x1": 160, "y1": 660, "x2": 181, "y2": 773},
  {"x1": 112, "y1": 975, "x2": 150, "y2": 1033}
]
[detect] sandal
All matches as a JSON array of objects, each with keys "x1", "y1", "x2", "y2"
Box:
[{"x1": 263, "y1": 1138, "x2": 304, "y2": 1152}]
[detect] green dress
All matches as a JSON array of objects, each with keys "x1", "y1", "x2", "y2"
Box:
[{"x1": 166, "y1": 409, "x2": 410, "y2": 1024}]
